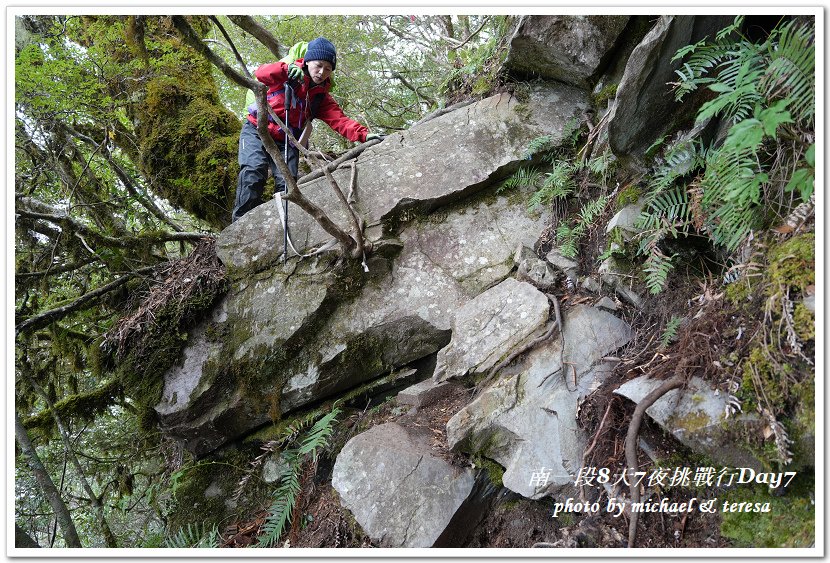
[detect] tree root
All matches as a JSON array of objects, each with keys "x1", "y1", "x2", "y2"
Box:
[{"x1": 625, "y1": 374, "x2": 685, "y2": 548}]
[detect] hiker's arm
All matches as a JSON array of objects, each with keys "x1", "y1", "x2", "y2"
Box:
[
  {"x1": 316, "y1": 94, "x2": 369, "y2": 143},
  {"x1": 254, "y1": 62, "x2": 289, "y2": 87}
]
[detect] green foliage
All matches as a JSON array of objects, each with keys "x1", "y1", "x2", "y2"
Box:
[
  {"x1": 785, "y1": 143, "x2": 814, "y2": 200},
  {"x1": 498, "y1": 167, "x2": 542, "y2": 193},
  {"x1": 659, "y1": 315, "x2": 684, "y2": 349},
  {"x1": 636, "y1": 17, "x2": 815, "y2": 293},
  {"x1": 720, "y1": 482, "x2": 815, "y2": 547},
  {"x1": 523, "y1": 135, "x2": 558, "y2": 159},
  {"x1": 527, "y1": 161, "x2": 576, "y2": 211},
  {"x1": 555, "y1": 195, "x2": 610, "y2": 259},
  {"x1": 255, "y1": 405, "x2": 341, "y2": 548},
  {"x1": 163, "y1": 522, "x2": 220, "y2": 548}
]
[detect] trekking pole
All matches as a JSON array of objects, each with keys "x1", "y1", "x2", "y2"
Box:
[{"x1": 282, "y1": 84, "x2": 292, "y2": 264}]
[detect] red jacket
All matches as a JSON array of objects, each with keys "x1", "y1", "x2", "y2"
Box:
[{"x1": 248, "y1": 58, "x2": 368, "y2": 143}]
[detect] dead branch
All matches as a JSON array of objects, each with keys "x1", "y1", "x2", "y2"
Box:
[
  {"x1": 227, "y1": 16, "x2": 282, "y2": 59},
  {"x1": 625, "y1": 375, "x2": 685, "y2": 548},
  {"x1": 297, "y1": 138, "x2": 382, "y2": 185},
  {"x1": 15, "y1": 265, "x2": 158, "y2": 336}
]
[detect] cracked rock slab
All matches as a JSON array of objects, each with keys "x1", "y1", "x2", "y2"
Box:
[
  {"x1": 446, "y1": 305, "x2": 632, "y2": 499},
  {"x1": 433, "y1": 278, "x2": 550, "y2": 382},
  {"x1": 217, "y1": 84, "x2": 588, "y2": 275},
  {"x1": 332, "y1": 422, "x2": 475, "y2": 548}
]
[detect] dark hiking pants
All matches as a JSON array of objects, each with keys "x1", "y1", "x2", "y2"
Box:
[{"x1": 232, "y1": 121, "x2": 299, "y2": 223}]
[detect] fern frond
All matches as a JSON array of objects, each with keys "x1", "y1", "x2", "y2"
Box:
[
  {"x1": 643, "y1": 246, "x2": 676, "y2": 294},
  {"x1": 762, "y1": 20, "x2": 815, "y2": 123},
  {"x1": 659, "y1": 315, "x2": 685, "y2": 349},
  {"x1": 164, "y1": 522, "x2": 220, "y2": 548},
  {"x1": 587, "y1": 149, "x2": 614, "y2": 178},
  {"x1": 253, "y1": 406, "x2": 340, "y2": 548},
  {"x1": 499, "y1": 166, "x2": 541, "y2": 193},
  {"x1": 527, "y1": 161, "x2": 575, "y2": 211},
  {"x1": 555, "y1": 223, "x2": 578, "y2": 258},
  {"x1": 298, "y1": 407, "x2": 340, "y2": 460},
  {"x1": 256, "y1": 462, "x2": 302, "y2": 548},
  {"x1": 523, "y1": 135, "x2": 556, "y2": 159}
]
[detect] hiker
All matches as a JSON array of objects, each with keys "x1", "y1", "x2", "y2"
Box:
[{"x1": 232, "y1": 37, "x2": 382, "y2": 222}]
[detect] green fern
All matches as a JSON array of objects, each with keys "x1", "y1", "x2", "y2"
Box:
[
  {"x1": 254, "y1": 405, "x2": 341, "y2": 548},
  {"x1": 672, "y1": 16, "x2": 745, "y2": 101},
  {"x1": 527, "y1": 160, "x2": 575, "y2": 211},
  {"x1": 523, "y1": 135, "x2": 557, "y2": 159},
  {"x1": 555, "y1": 195, "x2": 609, "y2": 258},
  {"x1": 659, "y1": 315, "x2": 685, "y2": 349},
  {"x1": 642, "y1": 245, "x2": 676, "y2": 294},
  {"x1": 164, "y1": 522, "x2": 220, "y2": 548},
  {"x1": 762, "y1": 20, "x2": 815, "y2": 124},
  {"x1": 498, "y1": 166, "x2": 541, "y2": 193}
]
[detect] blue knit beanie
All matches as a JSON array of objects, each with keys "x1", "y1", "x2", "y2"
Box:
[{"x1": 305, "y1": 37, "x2": 337, "y2": 71}]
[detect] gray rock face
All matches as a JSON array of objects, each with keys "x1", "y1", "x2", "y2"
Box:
[
  {"x1": 615, "y1": 375, "x2": 765, "y2": 470},
  {"x1": 446, "y1": 305, "x2": 632, "y2": 498},
  {"x1": 515, "y1": 247, "x2": 558, "y2": 291},
  {"x1": 608, "y1": 15, "x2": 734, "y2": 171},
  {"x1": 504, "y1": 15, "x2": 630, "y2": 88},
  {"x1": 606, "y1": 199, "x2": 646, "y2": 241},
  {"x1": 157, "y1": 158, "x2": 551, "y2": 455},
  {"x1": 332, "y1": 422, "x2": 476, "y2": 547},
  {"x1": 433, "y1": 278, "x2": 550, "y2": 383},
  {"x1": 217, "y1": 84, "x2": 588, "y2": 276}
]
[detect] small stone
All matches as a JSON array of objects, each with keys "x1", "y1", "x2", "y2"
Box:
[
  {"x1": 546, "y1": 249, "x2": 579, "y2": 272},
  {"x1": 595, "y1": 296, "x2": 618, "y2": 312},
  {"x1": 397, "y1": 378, "x2": 455, "y2": 408}
]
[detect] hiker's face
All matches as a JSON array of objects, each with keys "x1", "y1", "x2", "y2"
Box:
[{"x1": 306, "y1": 60, "x2": 333, "y2": 84}]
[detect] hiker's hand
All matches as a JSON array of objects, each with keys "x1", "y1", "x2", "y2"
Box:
[
  {"x1": 287, "y1": 63, "x2": 303, "y2": 81},
  {"x1": 366, "y1": 133, "x2": 384, "y2": 142}
]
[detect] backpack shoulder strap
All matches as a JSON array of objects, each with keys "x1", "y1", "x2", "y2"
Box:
[{"x1": 309, "y1": 92, "x2": 326, "y2": 120}]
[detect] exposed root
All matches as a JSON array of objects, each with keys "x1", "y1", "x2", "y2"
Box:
[{"x1": 624, "y1": 374, "x2": 685, "y2": 548}]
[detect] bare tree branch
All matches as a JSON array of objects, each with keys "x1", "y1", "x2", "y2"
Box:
[
  {"x1": 172, "y1": 15, "x2": 363, "y2": 258},
  {"x1": 16, "y1": 196, "x2": 205, "y2": 248},
  {"x1": 227, "y1": 15, "x2": 282, "y2": 59},
  {"x1": 16, "y1": 265, "x2": 158, "y2": 336}
]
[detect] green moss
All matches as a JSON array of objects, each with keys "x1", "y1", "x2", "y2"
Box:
[
  {"x1": 615, "y1": 184, "x2": 642, "y2": 210},
  {"x1": 725, "y1": 278, "x2": 753, "y2": 305},
  {"x1": 767, "y1": 233, "x2": 815, "y2": 294},
  {"x1": 513, "y1": 102, "x2": 532, "y2": 121},
  {"x1": 669, "y1": 409, "x2": 712, "y2": 434},
  {"x1": 166, "y1": 448, "x2": 271, "y2": 533},
  {"x1": 720, "y1": 480, "x2": 815, "y2": 548},
  {"x1": 592, "y1": 82, "x2": 618, "y2": 109},
  {"x1": 22, "y1": 379, "x2": 123, "y2": 435},
  {"x1": 792, "y1": 302, "x2": 815, "y2": 341},
  {"x1": 471, "y1": 452, "x2": 505, "y2": 487}
]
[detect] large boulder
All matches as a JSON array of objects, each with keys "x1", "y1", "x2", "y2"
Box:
[
  {"x1": 157, "y1": 173, "x2": 550, "y2": 455},
  {"x1": 447, "y1": 305, "x2": 632, "y2": 499},
  {"x1": 216, "y1": 83, "x2": 589, "y2": 276},
  {"x1": 332, "y1": 422, "x2": 477, "y2": 547},
  {"x1": 504, "y1": 15, "x2": 630, "y2": 89},
  {"x1": 433, "y1": 278, "x2": 550, "y2": 383},
  {"x1": 607, "y1": 15, "x2": 734, "y2": 171}
]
